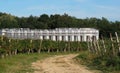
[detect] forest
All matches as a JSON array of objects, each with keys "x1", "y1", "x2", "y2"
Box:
[{"x1": 0, "y1": 12, "x2": 120, "y2": 37}]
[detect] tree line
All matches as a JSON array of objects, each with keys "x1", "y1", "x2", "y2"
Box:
[{"x1": 0, "y1": 12, "x2": 120, "y2": 37}]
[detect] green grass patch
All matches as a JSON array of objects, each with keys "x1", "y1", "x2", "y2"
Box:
[
  {"x1": 76, "y1": 51, "x2": 120, "y2": 73},
  {"x1": 0, "y1": 52, "x2": 76, "y2": 73}
]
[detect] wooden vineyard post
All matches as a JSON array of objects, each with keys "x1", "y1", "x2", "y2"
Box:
[
  {"x1": 87, "y1": 37, "x2": 91, "y2": 52},
  {"x1": 28, "y1": 39, "x2": 32, "y2": 54},
  {"x1": 90, "y1": 40, "x2": 95, "y2": 53},
  {"x1": 110, "y1": 33, "x2": 115, "y2": 56},
  {"x1": 115, "y1": 32, "x2": 120, "y2": 53},
  {"x1": 93, "y1": 41, "x2": 98, "y2": 54},
  {"x1": 1, "y1": 35, "x2": 3, "y2": 43},
  {"x1": 47, "y1": 40, "x2": 51, "y2": 53},
  {"x1": 57, "y1": 40, "x2": 62, "y2": 52},
  {"x1": 31, "y1": 39, "x2": 34, "y2": 53},
  {"x1": 15, "y1": 39, "x2": 18, "y2": 55},
  {"x1": 0, "y1": 36, "x2": 4, "y2": 58},
  {"x1": 8, "y1": 39, "x2": 12, "y2": 56},
  {"x1": 90, "y1": 38, "x2": 92, "y2": 52},
  {"x1": 50, "y1": 41, "x2": 53, "y2": 52},
  {"x1": 64, "y1": 42, "x2": 67, "y2": 52},
  {"x1": 96, "y1": 40, "x2": 101, "y2": 55},
  {"x1": 38, "y1": 39, "x2": 42, "y2": 53},
  {"x1": 57, "y1": 40, "x2": 60, "y2": 53},
  {"x1": 77, "y1": 38, "x2": 80, "y2": 52},
  {"x1": 69, "y1": 40, "x2": 71, "y2": 52},
  {"x1": 101, "y1": 36, "x2": 106, "y2": 55}
]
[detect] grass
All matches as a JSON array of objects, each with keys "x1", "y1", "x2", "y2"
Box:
[
  {"x1": 0, "y1": 52, "x2": 76, "y2": 73},
  {"x1": 76, "y1": 51, "x2": 120, "y2": 73}
]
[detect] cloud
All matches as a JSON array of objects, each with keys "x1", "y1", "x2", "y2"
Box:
[
  {"x1": 95, "y1": 5, "x2": 119, "y2": 11},
  {"x1": 67, "y1": 6, "x2": 120, "y2": 21},
  {"x1": 24, "y1": 1, "x2": 120, "y2": 21},
  {"x1": 27, "y1": 5, "x2": 69, "y2": 11},
  {"x1": 74, "y1": 0, "x2": 87, "y2": 3},
  {"x1": 26, "y1": 5, "x2": 71, "y2": 16}
]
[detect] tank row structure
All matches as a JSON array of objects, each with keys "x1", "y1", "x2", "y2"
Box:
[{"x1": 0, "y1": 28, "x2": 99, "y2": 42}]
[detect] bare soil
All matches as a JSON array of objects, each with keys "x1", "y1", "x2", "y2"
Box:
[{"x1": 31, "y1": 54, "x2": 100, "y2": 73}]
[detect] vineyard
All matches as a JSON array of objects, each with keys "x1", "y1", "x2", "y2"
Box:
[
  {"x1": 0, "y1": 32, "x2": 120, "y2": 73},
  {"x1": 0, "y1": 36, "x2": 87, "y2": 58},
  {"x1": 77, "y1": 32, "x2": 120, "y2": 73}
]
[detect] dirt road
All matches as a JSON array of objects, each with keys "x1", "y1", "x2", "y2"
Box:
[{"x1": 32, "y1": 54, "x2": 97, "y2": 73}]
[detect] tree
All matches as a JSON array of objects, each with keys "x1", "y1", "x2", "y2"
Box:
[
  {"x1": 0, "y1": 14, "x2": 19, "y2": 28},
  {"x1": 17, "y1": 17, "x2": 27, "y2": 28},
  {"x1": 37, "y1": 14, "x2": 49, "y2": 29},
  {"x1": 26, "y1": 15, "x2": 38, "y2": 29}
]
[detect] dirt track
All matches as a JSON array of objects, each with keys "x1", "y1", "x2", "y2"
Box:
[{"x1": 32, "y1": 54, "x2": 98, "y2": 73}]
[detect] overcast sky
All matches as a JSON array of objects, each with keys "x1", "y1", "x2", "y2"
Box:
[{"x1": 0, "y1": 0, "x2": 120, "y2": 21}]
